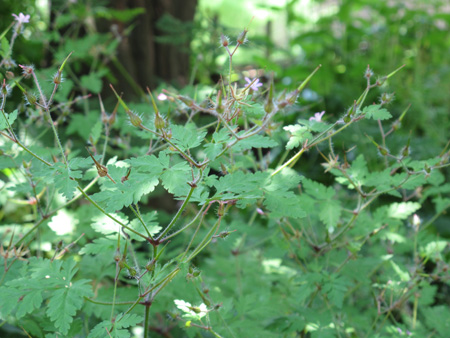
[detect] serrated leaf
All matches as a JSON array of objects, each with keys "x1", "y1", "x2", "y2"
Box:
[
  {"x1": 319, "y1": 201, "x2": 341, "y2": 230},
  {"x1": 203, "y1": 142, "x2": 224, "y2": 161},
  {"x1": 160, "y1": 161, "x2": 191, "y2": 196},
  {"x1": 69, "y1": 156, "x2": 96, "y2": 170},
  {"x1": 283, "y1": 124, "x2": 313, "y2": 150},
  {"x1": 233, "y1": 134, "x2": 278, "y2": 152},
  {"x1": 16, "y1": 291, "x2": 43, "y2": 319},
  {"x1": 81, "y1": 72, "x2": 103, "y2": 93},
  {"x1": 363, "y1": 104, "x2": 392, "y2": 120},
  {"x1": 387, "y1": 202, "x2": 421, "y2": 219},
  {"x1": 264, "y1": 190, "x2": 306, "y2": 219},
  {"x1": 213, "y1": 171, "x2": 267, "y2": 200},
  {"x1": 90, "y1": 120, "x2": 102, "y2": 143},
  {"x1": 420, "y1": 241, "x2": 448, "y2": 261},
  {"x1": 171, "y1": 124, "x2": 207, "y2": 151},
  {"x1": 0, "y1": 110, "x2": 18, "y2": 130},
  {"x1": 390, "y1": 261, "x2": 410, "y2": 282},
  {"x1": 79, "y1": 237, "x2": 116, "y2": 255},
  {"x1": 302, "y1": 179, "x2": 335, "y2": 200},
  {"x1": 91, "y1": 213, "x2": 129, "y2": 235},
  {"x1": 126, "y1": 154, "x2": 164, "y2": 174},
  {"x1": 52, "y1": 164, "x2": 81, "y2": 200},
  {"x1": 88, "y1": 313, "x2": 143, "y2": 338},
  {"x1": 46, "y1": 279, "x2": 93, "y2": 335}
]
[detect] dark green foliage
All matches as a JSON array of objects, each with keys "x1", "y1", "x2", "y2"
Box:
[{"x1": 0, "y1": 2, "x2": 449, "y2": 338}]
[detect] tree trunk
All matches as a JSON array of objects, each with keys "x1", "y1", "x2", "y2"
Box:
[{"x1": 112, "y1": 0, "x2": 198, "y2": 97}]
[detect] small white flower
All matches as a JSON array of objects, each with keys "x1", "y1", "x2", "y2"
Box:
[
  {"x1": 12, "y1": 13, "x2": 30, "y2": 24},
  {"x1": 245, "y1": 77, "x2": 263, "y2": 91},
  {"x1": 309, "y1": 111, "x2": 325, "y2": 122}
]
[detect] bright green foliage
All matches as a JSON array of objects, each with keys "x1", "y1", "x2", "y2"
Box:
[
  {"x1": 88, "y1": 313, "x2": 144, "y2": 338},
  {"x1": 51, "y1": 162, "x2": 83, "y2": 200},
  {"x1": 1, "y1": 4, "x2": 449, "y2": 338},
  {"x1": 0, "y1": 258, "x2": 93, "y2": 335},
  {"x1": 0, "y1": 109, "x2": 17, "y2": 130},
  {"x1": 363, "y1": 104, "x2": 392, "y2": 120},
  {"x1": 283, "y1": 124, "x2": 313, "y2": 149}
]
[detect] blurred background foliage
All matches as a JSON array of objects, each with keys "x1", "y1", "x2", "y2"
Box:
[
  {"x1": 1, "y1": 1, "x2": 449, "y2": 336},
  {"x1": 0, "y1": 0, "x2": 448, "y2": 240},
  {"x1": 0, "y1": 0, "x2": 448, "y2": 237}
]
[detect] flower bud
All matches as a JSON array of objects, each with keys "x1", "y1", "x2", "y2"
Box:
[
  {"x1": 378, "y1": 146, "x2": 389, "y2": 156},
  {"x1": 189, "y1": 306, "x2": 202, "y2": 314},
  {"x1": 376, "y1": 76, "x2": 387, "y2": 87},
  {"x1": 127, "y1": 110, "x2": 143, "y2": 128},
  {"x1": 154, "y1": 112, "x2": 166, "y2": 130},
  {"x1": 237, "y1": 28, "x2": 248, "y2": 45},
  {"x1": 118, "y1": 259, "x2": 126, "y2": 269},
  {"x1": 113, "y1": 249, "x2": 121, "y2": 262},
  {"x1": 19, "y1": 64, "x2": 34, "y2": 78},
  {"x1": 220, "y1": 34, "x2": 229, "y2": 47},
  {"x1": 364, "y1": 65, "x2": 373, "y2": 79},
  {"x1": 24, "y1": 91, "x2": 37, "y2": 105},
  {"x1": 6, "y1": 71, "x2": 15, "y2": 79},
  {"x1": 53, "y1": 70, "x2": 63, "y2": 85},
  {"x1": 401, "y1": 146, "x2": 410, "y2": 157},
  {"x1": 1, "y1": 79, "x2": 11, "y2": 97},
  {"x1": 128, "y1": 267, "x2": 137, "y2": 277},
  {"x1": 177, "y1": 95, "x2": 195, "y2": 107},
  {"x1": 146, "y1": 260, "x2": 155, "y2": 272}
]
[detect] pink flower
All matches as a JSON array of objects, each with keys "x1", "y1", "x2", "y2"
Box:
[
  {"x1": 245, "y1": 77, "x2": 263, "y2": 91},
  {"x1": 157, "y1": 93, "x2": 168, "y2": 101},
  {"x1": 12, "y1": 13, "x2": 30, "y2": 24},
  {"x1": 309, "y1": 111, "x2": 325, "y2": 122}
]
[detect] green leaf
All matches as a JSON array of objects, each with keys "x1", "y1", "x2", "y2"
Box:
[
  {"x1": 363, "y1": 104, "x2": 392, "y2": 120},
  {"x1": 129, "y1": 211, "x2": 161, "y2": 241},
  {"x1": 322, "y1": 274, "x2": 350, "y2": 309},
  {"x1": 302, "y1": 179, "x2": 335, "y2": 200},
  {"x1": 160, "y1": 161, "x2": 191, "y2": 196},
  {"x1": 90, "y1": 120, "x2": 102, "y2": 143},
  {"x1": 423, "y1": 306, "x2": 450, "y2": 337},
  {"x1": 51, "y1": 163, "x2": 82, "y2": 200},
  {"x1": 203, "y1": 142, "x2": 224, "y2": 161},
  {"x1": 79, "y1": 237, "x2": 117, "y2": 255},
  {"x1": 0, "y1": 110, "x2": 18, "y2": 130},
  {"x1": 91, "y1": 213, "x2": 129, "y2": 236},
  {"x1": 171, "y1": 124, "x2": 207, "y2": 151},
  {"x1": 1, "y1": 37, "x2": 10, "y2": 56},
  {"x1": 319, "y1": 200, "x2": 341, "y2": 230},
  {"x1": 213, "y1": 171, "x2": 267, "y2": 201},
  {"x1": 88, "y1": 313, "x2": 143, "y2": 338},
  {"x1": 80, "y1": 72, "x2": 103, "y2": 93},
  {"x1": 390, "y1": 261, "x2": 410, "y2": 282},
  {"x1": 69, "y1": 156, "x2": 96, "y2": 170},
  {"x1": 233, "y1": 134, "x2": 278, "y2": 152},
  {"x1": 420, "y1": 241, "x2": 448, "y2": 261},
  {"x1": 264, "y1": 190, "x2": 306, "y2": 219},
  {"x1": 387, "y1": 202, "x2": 421, "y2": 219},
  {"x1": 283, "y1": 124, "x2": 313, "y2": 150},
  {"x1": 46, "y1": 279, "x2": 93, "y2": 335}
]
